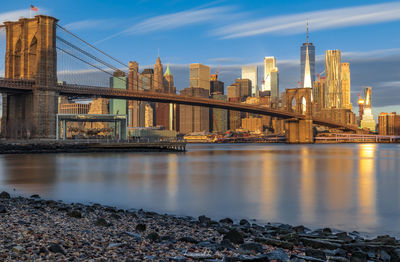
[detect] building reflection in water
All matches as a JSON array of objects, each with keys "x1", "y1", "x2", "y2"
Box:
[
  {"x1": 166, "y1": 154, "x2": 178, "y2": 210},
  {"x1": 357, "y1": 144, "x2": 378, "y2": 229},
  {"x1": 259, "y1": 151, "x2": 278, "y2": 221},
  {"x1": 0, "y1": 155, "x2": 57, "y2": 194},
  {"x1": 300, "y1": 146, "x2": 317, "y2": 224}
]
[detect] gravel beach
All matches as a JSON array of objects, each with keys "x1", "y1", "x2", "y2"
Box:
[{"x1": 0, "y1": 191, "x2": 399, "y2": 261}]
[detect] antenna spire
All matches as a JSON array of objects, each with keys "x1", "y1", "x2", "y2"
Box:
[{"x1": 306, "y1": 19, "x2": 309, "y2": 45}]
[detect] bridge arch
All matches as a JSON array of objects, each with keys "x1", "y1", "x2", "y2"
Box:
[
  {"x1": 28, "y1": 36, "x2": 37, "y2": 76},
  {"x1": 14, "y1": 39, "x2": 22, "y2": 78}
]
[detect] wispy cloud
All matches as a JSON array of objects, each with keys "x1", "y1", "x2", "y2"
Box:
[
  {"x1": 214, "y1": 2, "x2": 400, "y2": 39},
  {"x1": 123, "y1": 6, "x2": 238, "y2": 35},
  {"x1": 64, "y1": 19, "x2": 118, "y2": 31},
  {"x1": 0, "y1": 9, "x2": 31, "y2": 25}
]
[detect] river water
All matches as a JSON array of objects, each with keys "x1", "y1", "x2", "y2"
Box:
[{"x1": 0, "y1": 143, "x2": 399, "y2": 236}]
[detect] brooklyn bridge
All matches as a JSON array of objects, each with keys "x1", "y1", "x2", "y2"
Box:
[{"x1": 0, "y1": 15, "x2": 362, "y2": 143}]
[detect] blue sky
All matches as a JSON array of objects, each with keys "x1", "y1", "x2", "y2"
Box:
[{"x1": 1, "y1": 0, "x2": 400, "y2": 115}]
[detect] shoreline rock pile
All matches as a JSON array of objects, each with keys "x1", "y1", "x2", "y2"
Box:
[{"x1": 0, "y1": 191, "x2": 399, "y2": 261}]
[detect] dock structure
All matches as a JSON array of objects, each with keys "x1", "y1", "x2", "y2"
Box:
[{"x1": 0, "y1": 141, "x2": 186, "y2": 154}]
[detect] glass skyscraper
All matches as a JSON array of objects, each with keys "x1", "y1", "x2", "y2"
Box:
[{"x1": 300, "y1": 43, "x2": 315, "y2": 87}]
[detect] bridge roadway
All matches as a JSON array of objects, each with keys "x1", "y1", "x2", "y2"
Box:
[{"x1": 0, "y1": 78, "x2": 360, "y2": 132}]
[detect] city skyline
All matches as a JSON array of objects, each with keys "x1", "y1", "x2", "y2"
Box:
[{"x1": 0, "y1": 0, "x2": 400, "y2": 116}]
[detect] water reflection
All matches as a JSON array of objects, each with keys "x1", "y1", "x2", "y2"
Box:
[
  {"x1": 0, "y1": 144, "x2": 398, "y2": 235},
  {"x1": 358, "y1": 144, "x2": 378, "y2": 229}
]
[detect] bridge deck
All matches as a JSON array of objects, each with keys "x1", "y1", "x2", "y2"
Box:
[{"x1": 0, "y1": 78, "x2": 361, "y2": 132}]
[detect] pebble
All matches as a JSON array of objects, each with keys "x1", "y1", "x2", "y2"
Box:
[{"x1": 0, "y1": 191, "x2": 398, "y2": 261}]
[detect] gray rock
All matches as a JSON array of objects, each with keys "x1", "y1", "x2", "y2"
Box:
[
  {"x1": 240, "y1": 219, "x2": 250, "y2": 226},
  {"x1": 0, "y1": 191, "x2": 10, "y2": 199},
  {"x1": 67, "y1": 210, "x2": 82, "y2": 218},
  {"x1": 125, "y1": 231, "x2": 142, "y2": 241},
  {"x1": 255, "y1": 237, "x2": 294, "y2": 250},
  {"x1": 178, "y1": 236, "x2": 199, "y2": 244},
  {"x1": 107, "y1": 242, "x2": 123, "y2": 249},
  {"x1": 199, "y1": 215, "x2": 211, "y2": 223},
  {"x1": 12, "y1": 245, "x2": 24, "y2": 252},
  {"x1": 223, "y1": 229, "x2": 244, "y2": 244},
  {"x1": 326, "y1": 256, "x2": 349, "y2": 262},
  {"x1": 147, "y1": 232, "x2": 160, "y2": 242},
  {"x1": 0, "y1": 205, "x2": 6, "y2": 214},
  {"x1": 48, "y1": 243, "x2": 66, "y2": 255},
  {"x1": 266, "y1": 248, "x2": 290, "y2": 261},
  {"x1": 170, "y1": 256, "x2": 186, "y2": 262},
  {"x1": 240, "y1": 242, "x2": 264, "y2": 253},
  {"x1": 135, "y1": 223, "x2": 146, "y2": 232},
  {"x1": 300, "y1": 237, "x2": 342, "y2": 250},
  {"x1": 30, "y1": 194, "x2": 40, "y2": 199},
  {"x1": 94, "y1": 218, "x2": 111, "y2": 227},
  {"x1": 291, "y1": 255, "x2": 324, "y2": 262},
  {"x1": 220, "y1": 218, "x2": 234, "y2": 224},
  {"x1": 305, "y1": 248, "x2": 326, "y2": 260},
  {"x1": 185, "y1": 252, "x2": 215, "y2": 259},
  {"x1": 218, "y1": 239, "x2": 235, "y2": 251},
  {"x1": 379, "y1": 249, "x2": 391, "y2": 262},
  {"x1": 350, "y1": 251, "x2": 367, "y2": 262}
]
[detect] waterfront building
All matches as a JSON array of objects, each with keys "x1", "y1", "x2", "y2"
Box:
[
  {"x1": 379, "y1": 112, "x2": 400, "y2": 135},
  {"x1": 360, "y1": 86, "x2": 376, "y2": 131},
  {"x1": 325, "y1": 50, "x2": 342, "y2": 109},
  {"x1": 241, "y1": 65, "x2": 258, "y2": 96},
  {"x1": 58, "y1": 97, "x2": 90, "y2": 114},
  {"x1": 300, "y1": 23, "x2": 315, "y2": 88},
  {"x1": 145, "y1": 103, "x2": 154, "y2": 128},
  {"x1": 109, "y1": 70, "x2": 128, "y2": 115},
  {"x1": 189, "y1": 63, "x2": 210, "y2": 93},
  {"x1": 179, "y1": 87, "x2": 210, "y2": 134},
  {"x1": 242, "y1": 117, "x2": 263, "y2": 133},
  {"x1": 228, "y1": 97, "x2": 241, "y2": 130},
  {"x1": 341, "y1": 63, "x2": 352, "y2": 110},
  {"x1": 211, "y1": 94, "x2": 228, "y2": 133}
]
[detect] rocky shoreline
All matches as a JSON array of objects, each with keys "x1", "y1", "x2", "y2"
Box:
[{"x1": 0, "y1": 191, "x2": 399, "y2": 261}]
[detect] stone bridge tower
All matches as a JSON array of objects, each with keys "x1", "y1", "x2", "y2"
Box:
[
  {"x1": 284, "y1": 88, "x2": 314, "y2": 143},
  {"x1": 2, "y1": 15, "x2": 58, "y2": 138}
]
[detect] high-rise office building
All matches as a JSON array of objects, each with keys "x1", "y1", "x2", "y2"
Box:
[
  {"x1": 234, "y1": 78, "x2": 252, "y2": 99},
  {"x1": 189, "y1": 63, "x2": 210, "y2": 92},
  {"x1": 360, "y1": 86, "x2": 376, "y2": 131},
  {"x1": 110, "y1": 70, "x2": 127, "y2": 115},
  {"x1": 262, "y1": 57, "x2": 279, "y2": 99},
  {"x1": 241, "y1": 66, "x2": 258, "y2": 97},
  {"x1": 300, "y1": 23, "x2": 315, "y2": 88},
  {"x1": 210, "y1": 80, "x2": 224, "y2": 95},
  {"x1": 313, "y1": 76, "x2": 326, "y2": 112},
  {"x1": 341, "y1": 62, "x2": 352, "y2": 110},
  {"x1": 325, "y1": 50, "x2": 342, "y2": 109},
  {"x1": 270, "y1": 68, "x2": 279, "y2": 99},
  {"x1": 179, "y1": 87, "x2": 210, "y2": 134},
  {"x1": 153, "y1": 56, "x2": 164, "y2": 91},
  {"x1": 211, "y1": 94, "x2": 228, "y2": 133},
  {"x1": 379, "y1": 112, "x2": 400, "y2": 135}
]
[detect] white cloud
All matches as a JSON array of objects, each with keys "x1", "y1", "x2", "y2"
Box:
[
  {"x1": 214, "y1": 2, "x2": 400, "y2": 39},
  {"x1": 0, "y1": 9, "x2": 30, "y2": 25},
  {"x1": 123, "y1": 6, "x2": 238, "y2": 35}
]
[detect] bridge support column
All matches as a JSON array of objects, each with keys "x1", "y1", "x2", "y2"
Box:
[
  {"x1": 285, "y1": 119, "x2": 314, "y2": 144},
  {"x1": 32, "y1": 89, "x2": 58, "y2": 139}
]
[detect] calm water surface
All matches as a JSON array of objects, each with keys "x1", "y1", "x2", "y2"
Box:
[{"x1": 1, "y1": 143, "x2": 400, "y2": 236}]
